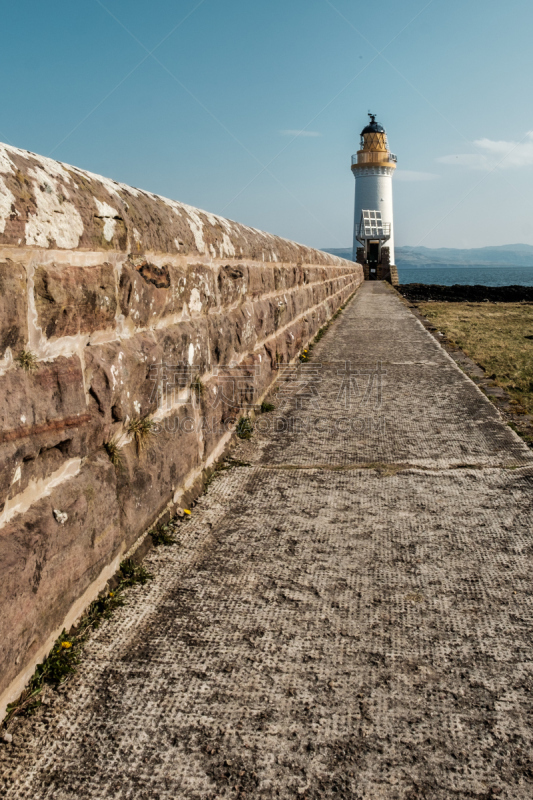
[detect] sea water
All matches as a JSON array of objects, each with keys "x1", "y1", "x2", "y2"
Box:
[{"x1": 398, "y1": 265, "x2": 533, "y2": 287}]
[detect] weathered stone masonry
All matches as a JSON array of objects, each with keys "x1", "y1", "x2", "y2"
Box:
[{"x1": 0, "y1": 142, "x2": 363, "y2": 717}]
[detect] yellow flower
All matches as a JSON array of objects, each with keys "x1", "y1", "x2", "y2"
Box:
[
  {"x1": 184, "y1": 509, "x2": 191, "y2": 515},
  {"x1": 109, "y1": 592, "x2": 114, "y2": 597},
  {"x1": 61, "y1": 642, "x2": 72, "y2": 649}
]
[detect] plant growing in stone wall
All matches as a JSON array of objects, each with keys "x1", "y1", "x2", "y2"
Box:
[
  {"x1": 127, "y1": 416, "x2": 157, "y2": 455},
  {"x1": 103, "y1": 437, "x2": 124, "y2": 470},
  {"x1": 191, "y1": 375, "x2": 204, "y2": 399},
  {"x1": 15, "y1": 349, "x2": 38, "y2": 372}
]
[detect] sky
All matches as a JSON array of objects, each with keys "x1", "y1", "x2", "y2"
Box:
[{"x1": 1, "y1": 0, "x2": 532, "y2": 250}]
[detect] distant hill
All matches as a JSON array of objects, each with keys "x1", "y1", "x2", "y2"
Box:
[{"x1": 322, "y1": 244, "x2": 533, "y2": 267}]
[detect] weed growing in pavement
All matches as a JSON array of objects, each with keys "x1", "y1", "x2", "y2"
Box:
[
  {"x1": 119, "y1": 558, "x2": 153, "y2": 587},
  {"x1": 314, "y1": 326, "x2": 326, "y2": 343},
  {"x1": 150, "y1": 524, "x2": 177, "y2": 546},
  {"x1": 222, "y1": 457, "x2": 251, "y2": 469},
  {"x1": 236, "y1": 416, "x2": 253, "y2": 439},
  {"x1": 3, "y1": 633, "x2": 81, "y2": 722},
  {"x1": 2, "y1": 559, "x2": 152, "y2": 728},
  {"x1": 128, "y1": 416, "x2": 157, "y2": 455},
  {"x1": 15, "y1": 349, "x2": 38, "y2": 372}
]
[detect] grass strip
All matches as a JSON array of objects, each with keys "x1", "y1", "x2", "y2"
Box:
[{"x1": 418, "y1": 302, "x2": 533, "y2": 414}]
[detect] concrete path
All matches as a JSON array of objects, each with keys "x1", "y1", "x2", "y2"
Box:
[{"x1": 2, "y1": 282, "x2": 533, "y2": 799}]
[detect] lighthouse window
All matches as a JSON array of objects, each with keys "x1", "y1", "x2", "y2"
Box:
[{"x1": 361, "y1": 209, "x2": 384, "y2": 237}]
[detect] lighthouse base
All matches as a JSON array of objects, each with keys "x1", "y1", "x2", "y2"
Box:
[{"x1": 356, "y1": 246, "x2": 398, "y2": 286}]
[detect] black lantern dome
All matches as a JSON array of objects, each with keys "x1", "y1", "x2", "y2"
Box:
[{"x1": 361, "y1": 113, "x2": 385, "y2": 135}]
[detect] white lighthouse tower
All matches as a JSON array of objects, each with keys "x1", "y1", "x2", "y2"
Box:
[{"x1": 351, "y1": 113, "x2": 397, "y2": 283}]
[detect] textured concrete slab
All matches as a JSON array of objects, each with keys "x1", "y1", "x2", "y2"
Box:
[
  {"x1": 1, "y1": 282, "x2": 533, "y2": 799},
  {"x1": 249, "y1": 283, "x2": 532, "y2": 469}
]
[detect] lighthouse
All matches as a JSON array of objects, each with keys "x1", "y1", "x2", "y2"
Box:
[{"x1": 351, "y1": 114, "x2": 398, "y2": 284}]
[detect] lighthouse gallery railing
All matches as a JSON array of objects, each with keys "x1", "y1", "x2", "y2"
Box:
[{"x1": 351, "y1": 152, "x2": 397, "y2": 166}]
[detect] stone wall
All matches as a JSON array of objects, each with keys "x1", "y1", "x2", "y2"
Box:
[
  {"x1": 0, "y1": 142, "x2": 363, "y2": 716},
  {"x1": 355, "y1": 245, "x2": 396, "y2": 283}
]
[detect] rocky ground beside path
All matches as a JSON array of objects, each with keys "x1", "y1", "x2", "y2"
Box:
[{"x1": 398, "y1": 283, "x2": 533, "y2": 303}]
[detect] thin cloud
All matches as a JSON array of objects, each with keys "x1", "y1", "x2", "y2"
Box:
[
  {"x1": 438, "y1": 131, "x2": 533, "y2": 170},
  {"x1": 395, "y1": 170, "x2": 439, "y2": 182},
  {"x1": 280, "y1": 130, "x2": 322, "y2": 138}
]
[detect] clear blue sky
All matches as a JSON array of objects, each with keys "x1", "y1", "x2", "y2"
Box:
[{"x1": 2, "y1": 0, "x2": 532, "y2": 250}]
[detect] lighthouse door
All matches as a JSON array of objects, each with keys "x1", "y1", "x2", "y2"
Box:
[{"x1": 367, "y1": 242, "x2": 379, "y2": 280}]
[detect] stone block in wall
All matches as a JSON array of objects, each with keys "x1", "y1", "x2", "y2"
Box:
[
  {"x1": 85, "y1": 335, "x2": 160, "y2": 424},
  {"x1": 119, "y1": 260, "x2": 217, "y2": 328},
  {"x1": 273, "y1": 264, "x2": 302, "y2": 291},
  {"x1": 216, "y1": 294, "x2": 302, "y2": 362},
  {"x1": 0, "y1": 259, "x2": 27, "y2": 358},
  {"x1": 184, "y1": 264, "x2": 218, "y2": 315},
  {"x1": 228, "y1": 303, "x2": 262, "y2": 355},
  {"x1": 0, "y1": 356, "x2": 87, "y2": 434},
  {"x1": 115, "y1": 405, "x2": 200, "y2": 546},
  {"x1": 264, "y1": 317, "x2": 306, "y2": 370},
  {"x1": 85, "y1": 320, "x2": 211, "y2": 425},
  {"x1": 0, "y1": 430, "x2": 90, "y2": 519},
  {"x1": 216, "y1": 264, "x2": 248, "y2": 307},
  {"x1": 207, "y1": 314, "x2": 237, "y2": 367},
  {"x1": 0, "y1": 353, "x2": 94, "y2": 519},
  {"x1": 292, "y1": 286, "x2": 315, "y2": 318},
  {"x1": 271, "y1": 296, "x2": 289, "y2": 331},
  {"x1": 156, "y1": 319, "x2": 211, "y2": 376},
  {"x1": 200, "y1": 353, "x2": 267, "y2": 462},
  {"x1": 312, "y1": 283, "x2": 328, "y2": 307},
  {"x1": 378, "y1": 247, "x2": 391, "y2": 282},
  {"x1": 303, "y1": 266, "x2": 327, "y2": 285},
  {"x1": 247, "y1": 265, "x2": 276, "y2": 297},
  {"x1": 251, "y1": 298, "x2": 277, "y2": 343},
  {"x1": 119, "y1": 262, "x2": 174, "y2": 328},
  {"x1": 0, "y1": 453, "x2": 121, "y2": 694},
  {"x1": 34, "y1": 264, "x2": 116, "y2": 339},
  {"x1": 275, "y1": 293, "x2": 291, "y2": 326},
  {"x1": 329, "y1": 276, "x2": 341, "y2": 295}
]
